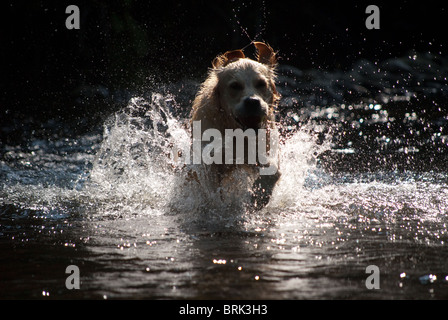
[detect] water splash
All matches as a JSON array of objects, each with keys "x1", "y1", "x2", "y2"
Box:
[
  {"x1": 81, "y1": 92, "x2": 329, "y2": 228},
  {"x1": 231, "y1": 0, "x2": 269, "y2": 43},
  {"x1": 1, "y1": 89, "x2": 446, "y2": 233}
]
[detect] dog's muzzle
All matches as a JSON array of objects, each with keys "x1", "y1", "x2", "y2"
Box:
[{"x1": 233, "y1": 97, "x2": 267, "y2": 130}]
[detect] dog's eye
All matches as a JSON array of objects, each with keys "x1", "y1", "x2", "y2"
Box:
[
  {"x1": 229, "y1": 82, "x2": 244, "y2": 90},
  {"x1": 255, "y1": 79, "x2": 267, "y2": 89}
]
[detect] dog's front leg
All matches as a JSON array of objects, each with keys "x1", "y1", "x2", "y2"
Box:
[{"x1": 252, "y1": 167, "x2": 281, "y2": 209}]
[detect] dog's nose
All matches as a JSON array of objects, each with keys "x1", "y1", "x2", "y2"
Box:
[
  {"x1": 244, "y1": 97, "x2": 262, "y2": 111},
  {"x1": 236, "y1": 96, "x2": 266, "y2": 129}
]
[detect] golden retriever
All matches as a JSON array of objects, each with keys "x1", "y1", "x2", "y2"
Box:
[{"x1": 190, "y1": 42, "x2": 281, "y2": 207}]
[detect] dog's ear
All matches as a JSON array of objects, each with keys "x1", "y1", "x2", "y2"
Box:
[
  {"x1": 254, "y1": 42, "x2": 277, "y2": 67},
  {"x1": 271, "y1": 81, "x2": 281, "y2": 105},
  {"x1": 212, "y1": 49, "x2": 245, "y2": 68}
]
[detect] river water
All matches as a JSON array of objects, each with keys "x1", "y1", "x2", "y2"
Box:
[{"x1": 1, "y1": 55, "x2": 448, "y2": 299}]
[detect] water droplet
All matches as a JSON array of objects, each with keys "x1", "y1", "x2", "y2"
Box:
[{"x1": 419, "y1": 274, "x2": 437, "y2": 284}]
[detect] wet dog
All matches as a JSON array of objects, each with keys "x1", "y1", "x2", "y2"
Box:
[{"x1": 191, "y1": 42, "x2": 281, "y2": 208}]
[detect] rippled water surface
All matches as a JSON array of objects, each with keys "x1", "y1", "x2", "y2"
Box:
[{"x1": 1, "y1": 61, "x2": 448, "y2": 299}]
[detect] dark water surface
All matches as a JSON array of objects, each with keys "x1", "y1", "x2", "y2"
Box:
[{"x1": 1, "y1": 56, "x2": 448, "y2": 299}]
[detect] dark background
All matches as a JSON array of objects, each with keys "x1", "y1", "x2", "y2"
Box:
[{"x1": 2, "y1": 1, "x2": 447, "y2": 134}]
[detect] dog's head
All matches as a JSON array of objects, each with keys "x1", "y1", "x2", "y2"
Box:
[{"x1": 212, "y1": 42, "x2": 279, "y2": 130}]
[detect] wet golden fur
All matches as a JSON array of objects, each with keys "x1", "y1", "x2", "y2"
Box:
[
  {"x1": 191, "y1": 42, "x2": 279, "y2": 136},
  {"x1": 190, "y1": 42, "x2": 281, "y2": 205}
]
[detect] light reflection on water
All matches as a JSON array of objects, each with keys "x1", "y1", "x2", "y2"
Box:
[{"x1": 1, "y1": 91, "x2": 448, "y2": 299}]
